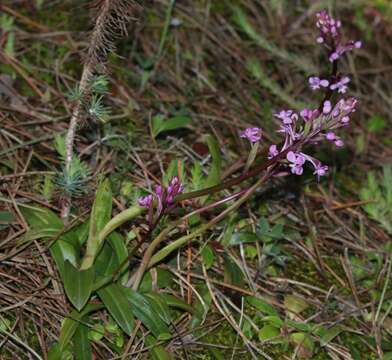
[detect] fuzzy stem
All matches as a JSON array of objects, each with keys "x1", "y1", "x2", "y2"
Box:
[{"x1": 61, "y1": 0, "x2": 136, "y2": 220}]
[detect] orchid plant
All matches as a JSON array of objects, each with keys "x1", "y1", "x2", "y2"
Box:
[
  {"x1": 121, "y1": 10, "x2": 362, "y2": 289},
  {"x1": 44, "y1": 6, "x2": 362, "y2": 336},
  {"x1": 40, "y1": 9, "x2": 363, "y2": 357}
]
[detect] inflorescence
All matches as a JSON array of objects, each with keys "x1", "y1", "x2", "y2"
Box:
[
  {"x1": 139, "y1": 10, "x2": 361, "y2": 216},
  {"x1": 239, "y1": 10, "x2": 360, "y2": 179}
]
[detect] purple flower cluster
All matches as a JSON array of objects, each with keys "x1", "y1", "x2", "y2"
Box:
[
  {"x1": 315, "y1": 10, "x2": 361, "y2": 62},
  {"x1": 265, "y1": 10, "x2": 360, "y2": 179},
  {"x1": 138, "y1": 176, "x2": 184, "y2": 213}
]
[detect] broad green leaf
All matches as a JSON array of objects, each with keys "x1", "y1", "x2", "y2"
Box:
[
  {"x1": 20, "y1": 205, "x2": 63, "y2": 230},
  {"x1": 64, "y1": 261, "x2": 95, "y2": 311},
  {"x1": 94, "y1": 241, "x2": 119, "y2": 278},
  {"x1": 50, "y1": 240, "x2": 78, "y2": 278},
  {"x1": 201, "y1": 244, "x2": 215, "y2": 269},
  {"x1": 152, "y1": 115, "x2": 191, "y2": 138},
  {"x1": 258, "y1": 324, "x2": 280, "y2": 341},
  {"x1": 81, "y1": 179, "x2": 112, "y2": 270},
  {"x1": 139, "y1": 269, "x2": 174, "y2": 293},
  {"x1": 108, "y1": 232, "x2": 129, "y2": 283},
  {"x1": 246, "y1": 296, "x2": 279, "y2": 316},
  {"x1": 144, "y1": 292, "x2": 172, "y2": 324},
  {"x1": 229, "y1": 231, "x2": 259, "y2": 246},
  {"x1": 97, "y1": 284, "x2": 134, "y2": 335},
  {"x1": 56, "y1": 304, "x2": 103, "y2": 354},
  {"x1": 73, "y1": 318, "x2": 92, "y2": 360},
  {"x1": 18, "y1": 228, "x2": 61, "y2": 245},
  {"x1": 122, "y1": 288, "x2": 170, "y2": 338}
]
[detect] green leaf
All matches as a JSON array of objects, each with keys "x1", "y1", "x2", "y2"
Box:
[
  {"x1": 318, "y1": 326, "x2": 342, "y2": 346},
  {"x1": 286, "y1": 319, "x2": 313, "y2": 333},
  {"x1": 56, "y1": 304, "x2": 103, "y2": 354},
  {"x1": 64, "y1": 260, "x2": 95, "y2": 311},
  {"x1": 284, "y1": 294, "x2": 309, "y2": 317},
  {"x1": 290, "y1": 332, "x2": 314, "y2": 358},
  {"x1": 261, "y1": 315, "x2": 284, "y2": 328},
  {"x1": 229, "y1": 231, "x2": 259, "y2": 246},
  {"x1": 73, "y1": 318, "x2": 92, "y2": 360},
  {"x1": 97, "y1": 284, "x2": 134, "y2": 335},
  {"x1": 122, "y1": 288, "x2": 171, "y2": 338},
  {"x1": 144, "y1": 292, "x2": 172, "y2": 324},
  {"x1": 152, "y1": 115, "x2": 191, "y2": 138},
  {"x1": 154, "y1": 293, "x2": 200, "y2": 317},
  {"x1": 108, "y1": 232, "x2": 129, "y2": 283},
  {"x1": 223, "y1": 254, "x2": 244, "y2": 286},
  {"x1": 0, "y1": 211, "x2": 14, "y2": 229},
  {"x1": 50, "y1": 240, "x2": 79, "y2": 278},
  {"x1": 146, "y1": 335, "x2": 173, "y2": 360},
  {"x1": 246, "y1": 296, "x2": 279, "y2": 316},
  {"x1": 258, "y1": 324, "x2": 280, "y2": 341},
  {"x1": 94, "y1": 241, "x2": 119, "y2": 278},
  {"x1": 81, "y1": 179, "x2": 112, "y2": 270},
  {"x1": 203, "y1": 135, "x2": 221, "y2": 189},
  {"x1": 88, "y1": 323, "x2": 105, "y2": 342},
  {"x1": 201, "y1": 244, "x2": 215, "y2": 269},
  {"x1": 20, "y1": 205, "x2": 63, "y2": 230}
]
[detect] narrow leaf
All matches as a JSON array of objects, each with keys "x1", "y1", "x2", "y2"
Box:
[
  {"x1": 73, "y1": 318, "x2": 92, "y2": 360},
  {"x1": 122, "y1": 288, "x2": 170, "y2": 338}
]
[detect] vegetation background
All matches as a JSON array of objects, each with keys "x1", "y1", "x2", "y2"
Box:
[{"x1": 0, "y1": 0, "x2": 391, "y2": 359}]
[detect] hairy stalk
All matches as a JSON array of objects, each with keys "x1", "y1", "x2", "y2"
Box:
[
  {"x1": 131, "y1": 171, "x2": 273, "y2": 290},
  {"x1": 61, "y1": 0, "x2": 139, "y2": 220}
]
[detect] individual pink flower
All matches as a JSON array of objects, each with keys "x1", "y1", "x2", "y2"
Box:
[
  {"x1": 138, "y1": 194, "x2": 153, "y2": 208},
  {"x1": 323, "y1": 100, "x2": 332, "y2": 114},
  {"x1": 274, "y1": 110, "x2": 297, "y2": 124},
  {"x1": 314, "y1": 164, "x2": 329, "y2": 178},
  {"x1": 287, "y1": 151, "x2": 306, "y2": 175},
  {"x1": 240, "y1": 127, "x2": 262, "y2": 143},
  {"x1": 268, "y1": 144, "x2": 279, "y2": 159},
  {"x1": 330, "y1": 77, "x2": 350, "y2": 93},
  {"x1": 300, "y1": 108, "x2": 319, "y2": 122},
  {"x1": 325, "y1": 132, "x2": 344, "y2": 147},
  {"x1": 309, "y1": 76, "x2": 329, "y2": 90}
]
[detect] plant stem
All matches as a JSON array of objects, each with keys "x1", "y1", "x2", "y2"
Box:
[
  {"x1": 131, "y1": 170, "x2": 273, "y2": 290},
  {"x1": 80, "y1": 205, "x2": 144, "y2": 270}
]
